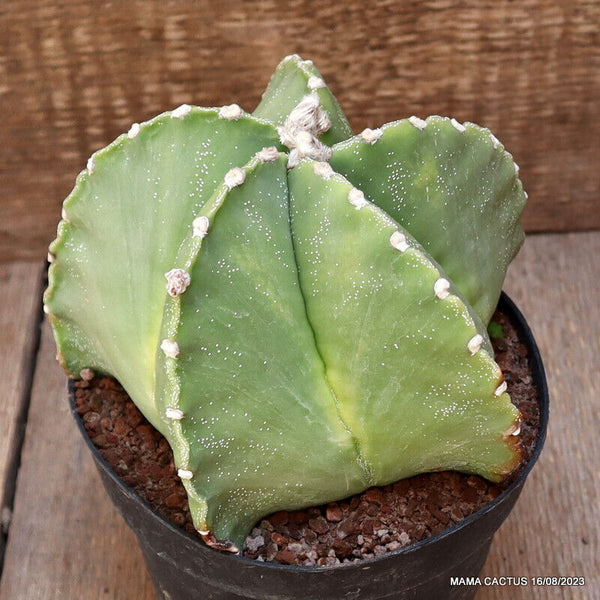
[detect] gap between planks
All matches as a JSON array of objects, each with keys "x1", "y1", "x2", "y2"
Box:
[{"x1": 0, "y1": 261, "x2": 45, "y2": 574}]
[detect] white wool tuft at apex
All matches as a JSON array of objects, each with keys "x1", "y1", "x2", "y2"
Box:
[{"x1": 434, "y1": 278, "x2": 451, "y2": 299}]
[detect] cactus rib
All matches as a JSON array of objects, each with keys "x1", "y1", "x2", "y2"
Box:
[
  {"x1": 288, "y1": 160, "x2": 522, "y2": 486},
  {"x1": 155, "y1": 153, "x2": 369, "y2": 546},
  {"x1": 45, "y1": 107, "x2": 281, "y2": 432},
  {"x1": 330, "y1": 116, "x2": 527, "y2": 324},
  {"x1": 253, "y1": 54, "x2": 353, "y2": 146}
]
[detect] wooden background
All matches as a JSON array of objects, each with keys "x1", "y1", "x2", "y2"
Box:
[{"x1": 1, "y1": 0, "x2": 599, "y2": 262}]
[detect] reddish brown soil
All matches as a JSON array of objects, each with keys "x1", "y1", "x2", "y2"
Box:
[{"x1": 74, "y1": 309, "x2": 540, "y2": 567}]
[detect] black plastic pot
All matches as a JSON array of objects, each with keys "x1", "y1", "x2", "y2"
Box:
[{"x1": 69, "y1": 292, "x2": 548, "y2": 600}]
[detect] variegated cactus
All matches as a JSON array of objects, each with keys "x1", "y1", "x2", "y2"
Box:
[{"x1": 45, "y1": 55, "x2": 527, "y2": 550}]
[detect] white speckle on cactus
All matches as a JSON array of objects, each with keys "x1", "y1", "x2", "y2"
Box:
[
  {"x1": 348, "y1": 188, "x2": 368, "y2": 209},
  {"x1": 308, "y1": 76, "x2": 326, "y2": 90},
  {"x1": 47, "y1": 252, "x2": 55, "y2": 263},
  {"x1": 166, "y1": 407, "x2": 185, "y2": 420},
  {"x1": 390, "y1": 231, "x2": 409, "y2": 252},
  {"x1": 467, "y1": 334, "x2": 484, "y2": 355},
  {"x1": 360, "y1": 128, "x2": 383, "y2": 144},
  {"x1": 256, "y1": 146, "x2": 279, "y2": 163},
  {"x1": 193, "y1": 215, "x2": 210, "y2": 238},
  {"x1": 177, "y1": 468, "x2": 193, "y2": 480},
  {"x1": 127, "y1": 123, "x2": 140, "y2": 139},
  {"x1": 165, "y1": 268, "x2": 191, "y2": 297},
  {"x1": 171, "y1": 104, "x2": 192, "y2": 119},
  {"x1": 86, "y1": 157, "x2": 95, "y2": 174},
  {"x1": 161, "y1": 339, "x2": 180, "y2": 359},
  {"x1": 61, "y1": 207, "x2": 69, "y2": 222},
  {"x1": 450, "y1": 118, "x2": 466, "y2": 133},
  {"x1": 490, "y1": 133, "x2": 501, "y2": 149},
  {"x1": 434, "y1": 278, "x2": 451, "y2": 299},
  {"x1": 408, "y1": 116, "x2": 427, "y2": 130},
  {"x1": 313, "y1": 161, "x2": 334, "y2": 179},
  {"x1": 219, "y1": 104, "x2": 243, "y2": 120},
  {"x1": 225, "y1": 167, "x2": 246, "y2": 188},
  {"x1": 80, "y1": 368, "x2": 95, "y2": 381},
  {"x1": 494, "y1": 381, "x2": 508, "y2": 396}
]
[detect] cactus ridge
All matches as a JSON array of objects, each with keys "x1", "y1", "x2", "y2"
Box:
[
  {"x1": 330, "y1": 116, "x2": 527, "y2": 324},
  {"x1": 289, "y1": 160, "x2": 521, "y2": 487},
  {"x1": 253, "y1": 54, "x2": 353, "y2": 146},
  {"x1": 155, "y1": 153, "x2": 369, "y2": 546},
  {"x1": 45, "y1": 106, "x2": 281, "y2": 431}
]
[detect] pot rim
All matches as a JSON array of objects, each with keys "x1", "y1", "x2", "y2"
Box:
[{"x1": 69, "y1": 290, "x2": 549, "y2": 573}]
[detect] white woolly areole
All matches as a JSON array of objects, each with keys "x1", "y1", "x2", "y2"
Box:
[
  {"x1": 224, "y1": 167, "x2": 246, "y2": 188},
  {"x1": 172, "y1": 104, "x2": 192, "y2": 119},
  {"x1": 434, "y1": 278, "x2": 451, "y2": 299},
  {"x1": 47, "y1": 252, "x2": 55, "y2": 263},
  {"x1": 511, "y1": 425, "x2": 521, "y2": 436},
  {"x1": 494, "y1": 381, "x2": 508, "y2": 396},
  {"x1": 390, "y1": 231, "x2": 409, "y2": 252},
  {"x1": 279, "y1": 93, "x2": 331, "y2": 147},
  {"x1": 166, "y1": 407, "x2": 185, "y2": 420},
  {"x1": 80, "y1": 368, "x2": 95, "y2": 381},
  {"x1": 43, "y1": 304, "x2": 50, "y2": 314},
  {"x1": 177, "y1": 469, "x2": 193, "y2": 480},
  {"x1": 313, "y1": 161, "x2": 334, "y2": 179},
  {"x1": 86, "y1": 157, "x2": 95, "y2": 174},
  {"x1": 408, "y1": 116, "x2": 427, "y2": 130},
  {"x1": 165, "y1": 268, "x2": 191, "y2": 297},
  {"x1": 193, "y1": 215, "x2": 210, "y2": 238},
  {"x1": 348, "y1": 188, "x2": 368, "y2": 209},
  {"x1": 127, "y1": 123, "x2": 140, "y2": 139},
  {"x1": 307, "y1": 76, "x2": 326, "y2": 90},
  {"x1": 450, "y1": 118, "x2": 466, "y2": 133},
  {"x1": 490, "y1": 133, "x2": 501, "y2": 149},
  {"x1": 467, "y1": 334, "x2": 484, "y2": 355},
  {"x1": 161, "y1": 339, "x2": 180, "y2": 359},
  {"x1": 219, "y1": 104, "x2": 243, "y2": 120},
  {"x1": 256, "y1": 146, "x2": 279, "y2": 163},
  {"x1": 360, "y1": 128, "x2": 383, "y2": 144},
  {"x1": 514, "y1": 162, "x2": 520, "y2": 174},
  {"x1": 61, "y1": 207, "x2": 69, "y2": 222}
]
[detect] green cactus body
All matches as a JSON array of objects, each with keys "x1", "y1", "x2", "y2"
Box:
[
  {"x1": 46, "y1": 56, "x2": 526, "y2": 549},
  {"x1": 330, "y1": 117, "x2": 527, "y2": 324}
]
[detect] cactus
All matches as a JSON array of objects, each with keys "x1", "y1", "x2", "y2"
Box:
[{"x1": 45, "y1": 56, "x2": 526, "y2": 549}]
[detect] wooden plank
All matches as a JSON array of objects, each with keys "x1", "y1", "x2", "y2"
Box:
[
  {"x1": 480, "y1": 231, "x2": 599, "y2": 599},
  {"x1": 0, "y1": 320, "x2": 155, "y2": 600},
  {"x1": 1, "y1": 1, "x2": 599, "y2": 262},
  {"x1": 0, "y1": 262, "x2": 44, "y2": 561},
  {"x1": 1, "y1": 232, "x2": 597, "y2": 599}
]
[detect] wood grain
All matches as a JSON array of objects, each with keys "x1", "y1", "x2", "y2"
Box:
[
  {"x1": 0, "y1": 262, "x2": 44, "y2": 562},
  {"x1": 0, "y1": 320, "x2": 155, "y2": 600},
  {"x1": 1, "y1": 1, "x2": 599, "y2": 262},
  {"x1": 479, "y1": 231, "x2": 600, "y2": 599}
]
